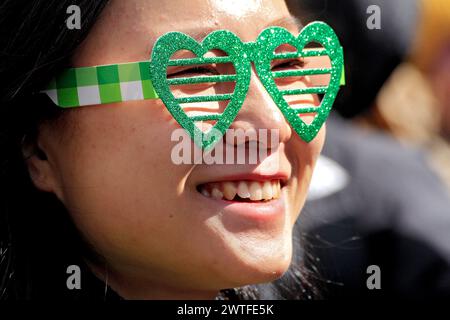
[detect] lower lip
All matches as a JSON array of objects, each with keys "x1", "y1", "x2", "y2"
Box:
[{"x1": 194, "y1": 189, "x2": 286, "y2": 223}]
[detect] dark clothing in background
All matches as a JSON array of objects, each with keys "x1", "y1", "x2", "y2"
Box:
[{"x1": 300, "y1": 115, "x2": 450, "y2": 298}]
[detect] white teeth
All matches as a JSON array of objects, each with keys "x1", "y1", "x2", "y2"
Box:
[
  {"x1": 222, "y1": 182, "x2": 237, "y2": 201},
  {"x1": 273, "y1": 181, "x2": 280, "y2": 198},
  {"x1": 201, "y1": 188, "x2": 210, "y2": 197},
  {"x1": 271, "y1": 181, "x2": 278, "y2": 198},
  {"x1": 211, "y1": 187, "x2": 223, "y2": 200},
  {"x1": 262, "y1": 181, "x2": 273, "y2": 200},
  {"x1": 237, "y1": 181, "x2": 251, "y2": 198},
  {"x1": 249, "y1": 181, "x2": 263, "y2": 201},
  {"x1": 199, "y1": 180, "x2": 282, "y2": 201}
]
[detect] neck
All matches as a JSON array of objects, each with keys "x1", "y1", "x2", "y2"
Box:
[{"x1": 86, "y1": 260, "x2": 220, "y2": 300}]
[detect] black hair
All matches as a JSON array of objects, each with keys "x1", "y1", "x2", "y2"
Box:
[
  {"x1": 0, "y1": 0, "x2": 317, "y2": 300},
  {"x1": 0, "y1": 0, "x2": 112, "y2": 300}
]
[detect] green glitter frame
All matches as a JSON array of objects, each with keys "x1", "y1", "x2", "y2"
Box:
[{"x1": 42, "y1": 21, "x2": 344, "y2": 150}]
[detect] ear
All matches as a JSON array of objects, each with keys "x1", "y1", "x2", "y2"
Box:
[{"x1": 22, "y1": 136, "x2": 62, "y2": 198}]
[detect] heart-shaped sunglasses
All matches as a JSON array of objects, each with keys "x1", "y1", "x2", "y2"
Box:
[{"x1": 42, "y1": 21, "x2": 344, "y2": 150}]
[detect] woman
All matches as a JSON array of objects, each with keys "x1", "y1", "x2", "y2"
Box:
[{"x1": 0, "y1": 0, "x2": 333, "y2": 299}]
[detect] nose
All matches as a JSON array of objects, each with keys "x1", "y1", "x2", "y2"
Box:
[{"x1": 227, "y1": 68, "x2": 292, "y2": 148}]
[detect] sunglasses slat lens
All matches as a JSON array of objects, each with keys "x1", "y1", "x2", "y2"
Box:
[
  {"x1": 189, "y1": 114, "x2": 222, "y2": 122},
  {"x1": 291, "y1": 107, "x2": 319, "y2": 114},
  {"x1": 167, "y1": 74, "x2": 236, "y2": 85},
  {"x1": 167, "y1": 56, "x2": 232, "y2": 66},
  {"x1": 280, "y1": 87, "x2": 328, "y2": 95},
  {"x1": 272, "y1": 67, "x2": 332, "y2": 78},
  {"x1": 175, "y1": 93, "x2": 233, "y2": 104},
  {"x1": 272, "y1": 49, "x2": 328, "y2": 60}
]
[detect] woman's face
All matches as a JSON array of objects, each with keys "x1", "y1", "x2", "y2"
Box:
[{"x1": 35, "y1": 0, "x2": 325, "y2": 298}]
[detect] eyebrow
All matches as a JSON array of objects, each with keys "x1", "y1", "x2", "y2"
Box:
[
  {"x1": 266, "y1": 15, "x2": 304, "y2": 31},
  {"x1": 182, "y1": 28, "x2": 219, "y2": 42},
  {"x1": 145, "y1": 27, "x2": 216, "y2": 57}
]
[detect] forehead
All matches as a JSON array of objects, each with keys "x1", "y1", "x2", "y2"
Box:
[{"x1": 72, "y1": 0, "x2": 302, "y2": 67}]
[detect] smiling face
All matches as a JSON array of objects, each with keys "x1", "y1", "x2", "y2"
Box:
[{"x1": 30, "y1": 0, "x2": 326, "y2": 299}]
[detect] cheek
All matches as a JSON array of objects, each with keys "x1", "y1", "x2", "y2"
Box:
[
  {"x1": 301, "y1": 124, "x2": 326, "y2": 184},
  {"x1": 287, "y1": 125, "x2": 325, "y2": 220},
  {"x1": 52, "y1": 101, "x2": 190, "y2": 256},
  {"x1": 287, "y1": 122, "x2": 325, "y2": 173}
]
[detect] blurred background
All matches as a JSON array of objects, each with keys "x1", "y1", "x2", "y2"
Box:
[{"x1": 293, "y1": 0, "x2": 450, "y2": 298}]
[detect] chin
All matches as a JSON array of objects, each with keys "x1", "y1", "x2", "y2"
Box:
[{"x1": 216, "y1": 233, "x2": 294, "y2": 288}]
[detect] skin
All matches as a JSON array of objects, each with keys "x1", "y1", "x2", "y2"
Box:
[{"x1": 26, "y1": 0, "x2": 326, "y2": 299}]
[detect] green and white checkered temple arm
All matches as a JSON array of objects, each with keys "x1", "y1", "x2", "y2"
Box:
[{"x1": 41, "y1": 61, "x2": 159, "y2": 108}]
